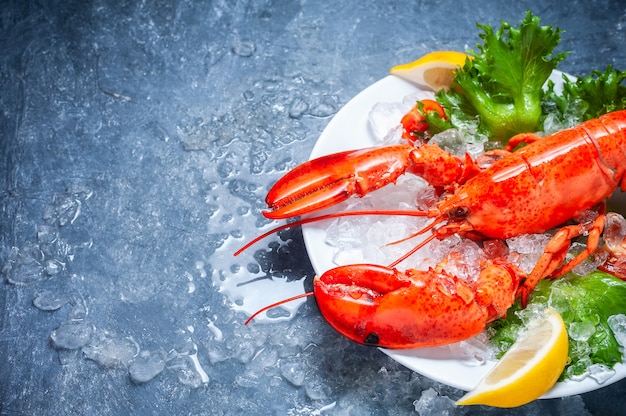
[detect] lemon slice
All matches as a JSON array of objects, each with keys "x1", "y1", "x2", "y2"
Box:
[
  {"x1": 390, "y1": 51, "x2": 469, "y2": 91},
  {"x1": 456, "y1": 309, "x2": 568, "y2": 408}
]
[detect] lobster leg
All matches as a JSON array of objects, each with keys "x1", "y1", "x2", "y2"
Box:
[
  {"x1": 264, "y1": 143, "x2": 476, "y2": 219},
  {"x1": 470, "y1": 132, "x2": 542, "y2": 170},
  {"x1": 313, "y1": 261, "x2": 523, "y2": 349},
  {"x1": 504, "y1": 132, "x2": 542, "y2": 152},
  {"x1": 518, "y1": 205, "x2": 606, "y2": 305}
]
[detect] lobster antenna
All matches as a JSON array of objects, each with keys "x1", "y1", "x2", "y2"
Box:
[
  {"x1": 244, "y1": 291, "x2": 315, "y2": 325},
  {"x1": 385, "y1": 216, "x2": 444, "y2": 246},
  {"x1": 388, "y1": 231, "x2": 440, "y2": 269},
  {"x1": 234, "y1": 209, "x2": 431, "y2": 256}
]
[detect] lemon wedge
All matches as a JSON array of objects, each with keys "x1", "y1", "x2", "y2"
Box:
[
  {"x1": 456, "y1": 309, "x2": 569, "y2": 408},
  {"x1": 390, "y1": 51, "x2": 469, "y2": 91}
]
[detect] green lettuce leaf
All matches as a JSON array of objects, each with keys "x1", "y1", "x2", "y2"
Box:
[
  {"x1": 542, "y1": 65, "x2": 626, "y2": 125},
  {"x1": 437, "y1": 11, "x2": 567, "y2": 142}
]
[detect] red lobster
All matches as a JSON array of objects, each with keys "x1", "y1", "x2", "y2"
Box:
[{"x1": 239, "y1": 109, "x2": 626, "y2": 349}]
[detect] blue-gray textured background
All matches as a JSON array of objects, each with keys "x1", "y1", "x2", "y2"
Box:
[{"x1": 1, "y1": 1, "x2": 625, "y2": 415}]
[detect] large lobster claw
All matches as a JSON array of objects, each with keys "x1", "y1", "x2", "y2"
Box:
[
  {"x1": 313, "y1": 262, "x2": 523, "y2": 349},
  {"x1": 264, "y1": 143, "x2": 468, "y2": 219},
  {"x1": 265, "y1": 145, "x2": 414, "y2": 219}
]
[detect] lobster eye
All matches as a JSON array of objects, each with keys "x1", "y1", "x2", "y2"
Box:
[{"x1": 448, "y1": 206, "x2": 469, "y2": 219}]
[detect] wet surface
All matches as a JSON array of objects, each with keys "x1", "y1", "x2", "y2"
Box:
[{"x1": 2, "y1": 1, "x2": 626, "y2": 414}]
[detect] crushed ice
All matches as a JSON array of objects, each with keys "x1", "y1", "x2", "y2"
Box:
[
  {"x1": 367, "y1": 90, "x2": 435, "y2": 145},
  {"x1": 608, "y1": 314, "x2": 626, "y2": 347},
  {"x1": 413, "y1": 388, "x2": 457, "y2": 416}
]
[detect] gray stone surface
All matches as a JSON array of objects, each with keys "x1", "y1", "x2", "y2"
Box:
[{"x1": 1, "y1": 1, "x2": 625, "y2": 414}]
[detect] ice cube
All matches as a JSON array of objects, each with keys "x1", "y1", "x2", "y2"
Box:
[
  {"x1": 429, "y1": 234, "x2": 462, "y2": 264},
  {"x1": 414, "y1": 184, "x2": 438, "y2": 211},
  {"x1": 542, "y1": 113, "x2": 562, "y2": 135},
  {"x1": 440, "y1": 239, "x2": 484, "y2": 283},
  {"x1": 381, "y1": 124, "x2": 403, "y2": 145},
  {"x1": 304, "y1": 379, "x2": 332, "y2": 401},
  {"x1": 280, "y1": 355, "x2": 307, "y2": 386},
  {"x1": 608, "y1": 314, "x2": 626, "y2": 347},
  {"x1": 568, "y1": 321, "x2": 596, "y2": 342},
  {"x1": 604, "y1": 212, "x2": 626, "y2": 250},
  {"x1": 572, "y1": 251, "x2": 608, "y2": 276},
  {"x1": 543, "y1": 99, "x2": 588, "y2": 134},
  {"x1": 430, "y1": 125, "x2": 486, "y2": 159},
  {"x1": 569, "y1": 339, "x2": 592, "y2": 362},
  {"x1": 430, "y1": 128, "x2": 468, "y2": 158},
  {"x1": 588, "y1": 363, "x2": 616, "y2": 384},
  {"x1": 412, "y1": 388, "x2": 457, "y2": 416},
  {"x1": 332, "y1": 244, "x2": 364, "y2": 266},
  {"x1": 449, "y1": 333, "x2": 490, "y2": 366},
  {"x1": 506, "y1": 233, "x2": 552, "y2": 274},
  {"x1": 368, "y1": 101, "x2": 410, "y2": 142},
  {"x1": 566, "y1": 357, "x2": 594, "y2": 381},
  {"x1": 368, "y1": 91, "x2": 439, "y2": 144}
]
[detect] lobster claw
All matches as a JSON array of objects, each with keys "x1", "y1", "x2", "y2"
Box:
[
  {"x1": 313, "y1": 262, "x2": 522, "y2": 349},
  {"x1": 264, "y1": 142, "x2": 469, "y2": 219},
  {"x1": 264, "y1": 144, "x2": 415, "y2": 219}
]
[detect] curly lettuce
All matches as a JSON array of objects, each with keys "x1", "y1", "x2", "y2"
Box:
[
  {"x1": 543, "y1": 65, "x2": 626, "y2": 125},
  {"x1": 432, "y1": 11, "x2": 567, "y2": 142}
]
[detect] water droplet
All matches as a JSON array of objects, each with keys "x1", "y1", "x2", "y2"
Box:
[
  {"x1": 218, "y1": 160, "x2": 235, "y2": 178},
  {"x1": 49, "y1": 194, "x2": 83, "y2": 226},
  {"x1": 231, "y1": 38, "x2": 256, "y2": 57},
  {"x1": 166, "y1": 342, "x2": 208, "y2": 387},
  {"x1": 33, "y1": 290, "x2": 68, "y2": 311},
  {"x1": 129, "y1": 351, "x2": 166, "y2": 383},
  {"x1": 247, "y1": 263, "x2": 260, "y2": 274},
  {"x1": 308, "y1": 102, "x2": 335, "y2": 118},
  {"x1": 83, "y1": 332, "x2": 140, "y2": 368},
  {"x1": 2, "y1": 245, "x2": 45, "y2": 285},
  {"x1": 44, "y1": 259, "x2": 65, "y2": 275},
  {"x1": 68, "y1": 295, "x2": 89, "y2": 320},
  {"x1": 50, "y1": 321, "x2": 93, "y2": 350},
  {"x1": 288, "y1": 97, "x2": 309, "y2": 119}
]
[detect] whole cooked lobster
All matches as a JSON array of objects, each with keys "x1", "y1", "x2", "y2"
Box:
[{"x1": 238, "y1": 109, "x2": 626, "y2": 349}]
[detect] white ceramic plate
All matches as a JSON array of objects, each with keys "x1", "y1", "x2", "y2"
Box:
[{"x1": 300, "y1": 74, "x2": 626, "y2": 398}]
